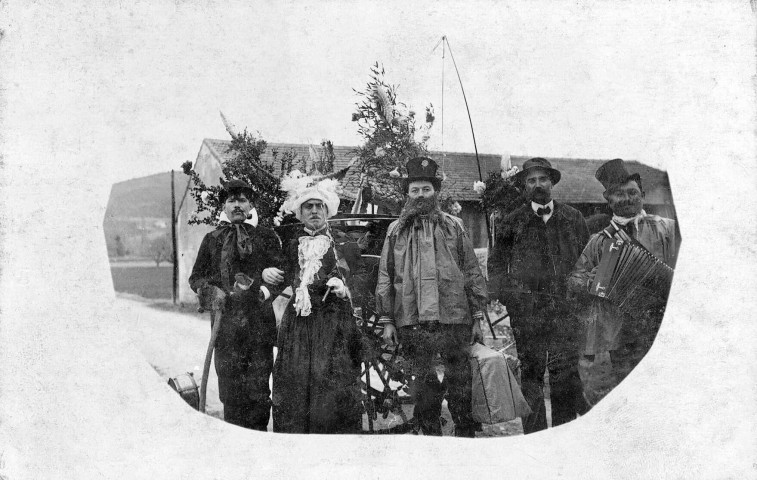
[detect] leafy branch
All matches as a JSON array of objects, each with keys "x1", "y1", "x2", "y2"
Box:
[{"x1": 181, "y1": 127, "x2": 312, "y2": 228}]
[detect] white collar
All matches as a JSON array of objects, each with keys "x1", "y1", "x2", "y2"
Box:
[
  {"x1": 303, "y1": 224, "x2": 329, "y2": 236},
  {"x1": 531, "y1": 200, "x2": 554, "y2": 223},
  {"x1": 531, "y1": 200, "x2": 554, "y2": 213},
  {"x1": 218, "y1": 208, "x2": 258, "y2": 226}
]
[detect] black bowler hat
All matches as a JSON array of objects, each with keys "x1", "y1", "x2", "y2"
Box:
[
  {"x1": 595, "y1": 159, "x2": 641, "y2": 192},
  {"x1": 513, "y1": 157, "x2": 561, "y2": 186},
  {"x1": 403, "y1": 156, "x2": 442, "y2": 192},
  {"x1": 219, "y1": 178, "x2": 255, "y2": 204}
]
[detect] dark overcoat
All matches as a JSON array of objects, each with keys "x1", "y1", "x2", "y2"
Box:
[{"x1": 189, "y1": 222, "x2": 281, "y2": 405}]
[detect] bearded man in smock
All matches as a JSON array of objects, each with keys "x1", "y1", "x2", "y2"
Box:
[
  {"x1": 568, "y1": 159, "x2": 678, "y2": 397},
  {"x1": 269, "y1": 174, "x2": 363, "y2": 434},
  {"x1": 189, "y1": 180, "x2": 281, "y2": 430},
  {"x1": 376, "y1": 156, "x2": 488, "y2": 437},
  {"x1": 487, "y1": 157, "x2": 590, "y2": 433}
]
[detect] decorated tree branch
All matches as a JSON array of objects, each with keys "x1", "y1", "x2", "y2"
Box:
[
  {"x1": 350, "y1": 63, "x2": 445, "y2": 215},
  {"x1": 181, "y1": 113, "x2": 311, "y2": 228},
  {"x1": 475, "y1": 160, "x2": 525, "y2": 222}
]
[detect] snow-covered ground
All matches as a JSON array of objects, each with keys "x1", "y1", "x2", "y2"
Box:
[
  {"x1": 114, "y1": 294, "x2": 525, "y2": 436},
  {"x1": 116, "y1": 294, "x2": 226, "y2": 421}
]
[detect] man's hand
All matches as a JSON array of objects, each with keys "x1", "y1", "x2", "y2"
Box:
[
  {"x1": 470, "y1": 312, "x2": 484, "y2": 345},
  {"x1": 488, "y1": 299, "x2": 507, "y2": 317},
  {"x1": 382, "y1": 323, "x2": 399, "y2": 347},
  {"x1": 262, "y1": 267, "x2": 285, "y2": 285}
]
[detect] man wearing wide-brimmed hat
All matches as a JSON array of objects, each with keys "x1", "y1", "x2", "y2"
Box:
[
  {"x1": 568, "y1": 159, "x2": 678, "y2": 404},
  {"x1": 189, "y1": 179, "x2": 282, "y2": 430},
  {"x1": 270, "y1": 172, "x2": 364, "y2": 434},
  {"x1": 488, "y1": 157, "x2": 590, "y2": 434},
  {"x1": 376, "y1": 156, "x2": 488, "y2": 437}
]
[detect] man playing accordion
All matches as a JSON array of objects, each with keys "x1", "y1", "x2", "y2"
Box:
[{"x1": 568, "y1": 158, "x2": 679, "y2": 403}]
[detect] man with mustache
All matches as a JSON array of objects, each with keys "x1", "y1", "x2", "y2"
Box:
[
  {"x1": 189, "y1": 179, "x2": 281, "y2": 430},
  {"x1": 568, "y1": 159, "x2": 678, "y2": 401},
  {"x1": 487, "y1": 157, "x2": 590, "y2": 433},
  {"x1": 270, "y1": 175, "x2": 363, "y2": 434},
  {"x1": 376, "y1": 156, "x2": 488, "y2": 437}
]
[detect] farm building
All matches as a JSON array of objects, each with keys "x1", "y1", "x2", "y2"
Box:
[{"x1": 175, "y1": 138, "x2": 676, "y2": 303}]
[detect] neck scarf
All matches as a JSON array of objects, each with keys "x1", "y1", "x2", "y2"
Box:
[
  {"x1": 216, "y1": 220, "x2": 255, "y2": 291},
  {"x1": 294, "y1": 233, "x2": 332, "y2": 317},
  {"x1": 612, "y1": 209, "x2": 647, "y2": 234}
]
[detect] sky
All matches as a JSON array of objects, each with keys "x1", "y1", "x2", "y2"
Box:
[{"x1": 2, "y1": 1, "x2": 754, "y2": 184}]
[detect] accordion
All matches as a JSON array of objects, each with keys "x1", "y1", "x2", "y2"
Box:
[{"x1": 589, "y1": 236, "x2": 674, "y2": 314}]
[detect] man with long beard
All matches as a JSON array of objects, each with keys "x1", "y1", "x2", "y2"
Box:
[
  {"x1": 376, "y1": 156, "x2": 488, "y2": 437},
  {"x1": 487, "y1": 157, "x2": 590, "y2": 433},
  {"x1": 568, "y1": 159, "x2": 678, "y2": 401}
]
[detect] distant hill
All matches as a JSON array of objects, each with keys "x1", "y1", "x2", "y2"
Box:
[
  {"x1": 104, "y1": 171, "x2": 190, "y2": 259},
  {"x1": 105, "y1": 172, "x2": 185, "y2": 219}
]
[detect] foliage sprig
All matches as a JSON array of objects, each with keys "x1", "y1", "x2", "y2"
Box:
[{"x1": 181, "y1": 128, "x2": 307, "y2": 228}]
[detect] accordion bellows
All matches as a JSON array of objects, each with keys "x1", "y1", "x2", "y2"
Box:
[{"x1": 589, "y1": 237, "x2": 675, "y2": 314}]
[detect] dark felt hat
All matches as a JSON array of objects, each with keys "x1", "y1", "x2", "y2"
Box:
[
  {"x1": 595, "y1": 159, "x2": 641, "y2": 192},
  {"x1": 512, "y1": 157, "x2": 561, "y2": 186},
  {"x1": 219, "y1": 178, "x2": 254, "y2": 203},
  {"x1": 403, "y1": 156, "x2": 442, "y2": 191}
]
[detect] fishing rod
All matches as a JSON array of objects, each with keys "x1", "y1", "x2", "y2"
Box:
[
  {"x1": 438, "y1": 35, "x2": 492, "y2": 247},
  {"x1": 436, "y1": 36, "x2": 497, "y2": 338}
]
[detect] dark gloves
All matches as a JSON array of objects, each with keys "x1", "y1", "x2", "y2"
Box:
[
  {"x1": 231, "y1": 273, "x2": 265, "y2": 306},
  {"x1": 199, "y1": 283, "x2": 227, "y2": 313}
]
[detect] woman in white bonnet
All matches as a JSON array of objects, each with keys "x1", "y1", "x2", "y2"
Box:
[{"x1": 269, "y1": 172, "x2": 363, "y2": 434}]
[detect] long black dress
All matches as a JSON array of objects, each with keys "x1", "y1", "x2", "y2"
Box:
[{"x1": 272, "y1": 228, "x2": 363, "y2": 434}]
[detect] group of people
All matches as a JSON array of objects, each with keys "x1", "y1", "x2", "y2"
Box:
[{"x1": 189, "y1": 155, "x2": 678, "y2": 436}]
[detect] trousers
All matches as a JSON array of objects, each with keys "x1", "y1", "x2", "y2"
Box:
[
  {"x1": 511, "y1": 298, "x2": 588, "y2": 434},
  {"x1": 518, "y1": 342, "x2": 586, "y2": 433},
  {"x1": 400, "y1": 323, "x2": 476, "y2": 437},
  {"x1": 220, "y1": 338, "x2": 274, "y2": 432}
]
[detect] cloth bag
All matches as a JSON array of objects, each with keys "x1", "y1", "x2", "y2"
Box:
[{"x1": 469, "y1": 342, "x2": 531, "y2": 424}]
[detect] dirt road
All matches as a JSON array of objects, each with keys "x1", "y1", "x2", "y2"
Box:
[
  {"x1": 115, "y1": 294, "x2": 523, "y2": 436},
  {"x1": 116, "y1": 294, "x2": 226, "y2": 421}
]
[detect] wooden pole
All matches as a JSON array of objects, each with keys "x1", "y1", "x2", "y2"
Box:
[{"x1": 171, "y1": 169, "x2": 178, "y2": 304}]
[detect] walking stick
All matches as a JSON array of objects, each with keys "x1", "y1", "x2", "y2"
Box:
[
  {"x1": 483, "y1": 309, "x2": 497, "y2": 339},
  {"x1": 199, "y1": 306, "x2": 223, "y2": 413},
  {"x1": 365, "y1": 360, "x2": 374, "y2": 432}
]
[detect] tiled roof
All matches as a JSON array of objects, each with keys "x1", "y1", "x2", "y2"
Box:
[
  {"x1": 203, "y1": 139, "x2": 364, "y2": 200},
  {"x1": 201, "y1": 139, "x2": 672, "y2": 205},
  {"x1": 425, "y1": 150, "x2": 502, "y2": 201}
]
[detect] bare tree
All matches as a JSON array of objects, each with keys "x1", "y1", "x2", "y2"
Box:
[
  {"x1": 114, "y1": 234, "x2": 127, "y2": 257},
  {"x1": 150, "y1": 234, "x2": 172, "y2": 267}
]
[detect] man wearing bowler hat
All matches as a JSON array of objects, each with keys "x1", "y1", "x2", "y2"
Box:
[
  {"x1": 189, "y1": 179, "x2": 281, "y2": 430},
  {"x1": 488, "y1": 157, "x2": 590, "y2": 433},
  {"x1": 376, "y1": 156, "x2": 488, "y2": 437},
  {"x1": 568, "y1": 159, "x2": 678, "y2": 403}
]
